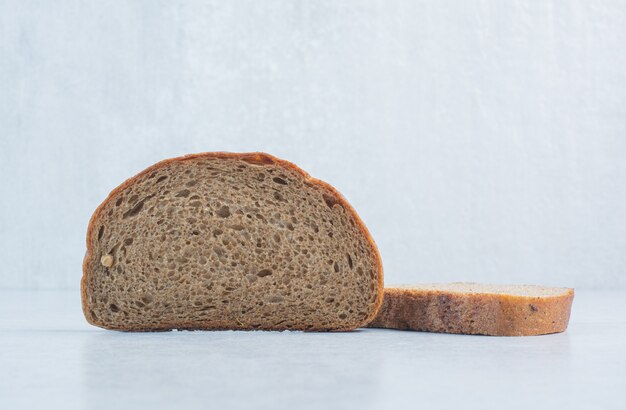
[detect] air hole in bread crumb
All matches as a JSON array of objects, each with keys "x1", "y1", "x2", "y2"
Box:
[
  {"x1": 115, "y1": 197, "x2": 123, "y2": 206},
  {"x1": 323, "y1": 194, "x2": 340, "y2": 209},
  {"x1": 156, "y1": 176, "x2": 167, "y2": 183},
  {"x1": 97, "y1": 226, "x2": 105, "y2": 240},
  {"x1": 273, "y1": 177, "x2": 288, "y2": 185},
  {"x1": 123, "y1": 196, "x2": 153, "y2": 218},
  {"x1": 257, "y1": 269, "x2": 272, "y2": 277},
  {"x1": 347, "y1": 254, "x2": 353, "y2": 269},
  {"x1": 176, "y1": 189, "x2": 190, "y2": 198},
  {"x1": 334, "y1": 262, "x2": 340, "y2": 272},
  {"x1": 186, "y1": 180, "x2": 197, "y2": 187},
  {"x1": 124, "y1": 238, "x2": 133, "y2": 246},
  {"x1": 110, "y1": 304, "x2": 119, "y2": 312},
  {"x1": 216, "y1": 206, "x2": 231, "y2": 218},
  {"x1": 339, "y1": 313, "x2": 347, "y2": 319}
]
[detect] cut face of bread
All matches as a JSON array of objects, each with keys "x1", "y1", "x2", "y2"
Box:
[
  {"x1": 82, "y1": 152, "x2": 383, "y2": 331},
  {"x1": 367, "y1": 283, "x2": 574, "y2": 336}
]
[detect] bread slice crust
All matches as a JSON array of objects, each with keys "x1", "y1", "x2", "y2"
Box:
[
  {"x1": 82, "y1": 152, "x2": 383, "y2": 331},
  {"x1": 367, "y1": 283, "x2": 574, "y2": 336}
]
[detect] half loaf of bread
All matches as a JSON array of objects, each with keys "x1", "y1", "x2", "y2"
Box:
[
  {"x1": 82, "y1": 152, "x2": 383, "y2": 331},
  {"x1": 367, "y1": 283, "x2": 573, "y2": 336}
]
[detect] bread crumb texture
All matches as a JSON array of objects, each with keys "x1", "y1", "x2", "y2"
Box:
[{"x1": 82, "y1": 153, "x2": 383, "y2": 331}]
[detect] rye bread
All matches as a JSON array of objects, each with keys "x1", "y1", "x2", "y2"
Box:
[
  {"x1": 82, "y1": 152, "x2": 383, "y2": 331},
  {"x1": 367, "y1": 283, "x2": 574, "y2": 336}
]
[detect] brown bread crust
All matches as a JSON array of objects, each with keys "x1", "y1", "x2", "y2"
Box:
[
  {"x1": 367, "y1": 286, "x2": 574, "y2": 336},
  {"x1": 82, "y1": 152, "x2": 384, "y2": 331}
]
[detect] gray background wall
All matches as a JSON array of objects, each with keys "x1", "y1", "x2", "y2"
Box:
[{"x1": 1, "y1": 0, "x2": 625, "y2": 289}]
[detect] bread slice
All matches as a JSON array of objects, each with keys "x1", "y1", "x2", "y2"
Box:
[
  {"x1": 81, "y1": 152, "x2": 383, "y2": 331},
  {"x1": 367, "y1": 283, "x2": 574, "y2": 336}
]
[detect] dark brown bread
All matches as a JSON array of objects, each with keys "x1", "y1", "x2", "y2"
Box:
[
  {"x1": 82, "y1": 152, "x2": 383, "y2": 331},
  {"x1": 367, "y1": 283, "x2": 574, "y2": 336}
]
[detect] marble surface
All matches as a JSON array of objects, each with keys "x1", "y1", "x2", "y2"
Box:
[
  {"x1": 0, "y1": 290, "x2": 624, "y2": 410},
  {"x1": 3, "y1": 1, "x2": 626, "y2": 290}
]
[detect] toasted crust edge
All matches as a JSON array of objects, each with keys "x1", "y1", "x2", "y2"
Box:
[
  {"x1": 82, "y1": 152, "x2": 384, "y2": 331},
  {"x1": 366, "y1": 286, "x2": 574, "y2": 336}
]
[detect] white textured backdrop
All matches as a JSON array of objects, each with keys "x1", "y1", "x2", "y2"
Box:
[{"x1": 1, "y1": 0, "x2": 625, "y2": 289}]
